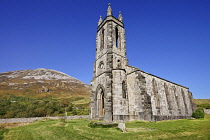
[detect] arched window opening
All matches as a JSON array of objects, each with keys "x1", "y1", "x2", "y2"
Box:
[
  {"x1": 152, "y1": 79, "x2": 160, "y2": 108},
  {"x1": 96, "y1": 85, "x2": 105, "y2": 117},
  {"x1": 99, "y1": 90, "x2": 104, "y2": 117},
  {"x1": 98, "y1": 61, "x2": 104, "y2": 69},
  {"x1": 122, "y1": 81, "x2": 126, "y2": 98},
  {"x1": 117, "y1": 59, "x2": 121, "y2": 68},
  {"x1": 100, "y1": 29, "x2": 104, "y2": 51},
  {"x1": 115, "y1": 27, "x2": 119, "y2": 47}
]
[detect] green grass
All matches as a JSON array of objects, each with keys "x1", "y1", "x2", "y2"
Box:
[
  {"x1": 72, "y1": 97, "x2": 89, "y2": 105},
  {"x1": 1, "y1": 116, "x2": 210, "y2": 140},
  {"x1": 0, "y1": 96, "x2": 90, "y2": 118}
]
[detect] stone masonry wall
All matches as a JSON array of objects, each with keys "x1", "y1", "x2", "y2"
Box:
[
  {"x1": 125, "y1": 65, "x2": 194, "y2": 121},
  {"x1": 140, "y1": 70, "x2": 193, "y2": 117},
  {"x1": 126, "y1": 66, "x2": 152, "y2": 121},
  {"x1": 112, "y1": 70, "x2": 129, "y2": 117}
]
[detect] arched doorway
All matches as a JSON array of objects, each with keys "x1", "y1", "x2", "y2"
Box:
[{"x1": 97, "y1": 86, "x2": 104, "y2": 117}]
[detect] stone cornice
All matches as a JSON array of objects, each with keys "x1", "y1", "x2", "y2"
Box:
[
  {"x1": 97, "y1": 16, "x2": 124, "y2": 32},
  {"x1": 96, "y1": 51, "x2": 126, "y2": 62}
]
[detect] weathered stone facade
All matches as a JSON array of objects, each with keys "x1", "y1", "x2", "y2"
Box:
[{"x1": 90, "y1": 4, "x2": 196, "y2": 122}]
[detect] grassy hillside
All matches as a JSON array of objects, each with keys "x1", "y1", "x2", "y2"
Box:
[
  {"x1": 1, "y1": 115, "x2": 210, "y2": 140},
  {"x1": 0, "y1": 95, "x2": 90, "y2": 118},
  {"x1": 193, "y1": 99, "x2": 210, "y2": 105},
  {"x1": 193, "y1": 99, "x2": 210, "y2": 109},
  {"x1": 0, "y1": 69, "x2": 90, "y2": 99},
  {"x1": 0, "y1": 80, "x2": 90, "y2": 99},
  {"x1": 0, "y1": 69, "x2": 91, "y2": 118}
]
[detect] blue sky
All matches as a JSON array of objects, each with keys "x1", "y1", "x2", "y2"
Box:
[{"x1": 0, "y1": 0, "x2": 209, "y2": 99}]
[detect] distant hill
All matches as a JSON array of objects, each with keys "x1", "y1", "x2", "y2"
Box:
[
  {"x1": 0, "y1": 68, "x2": 90, "y2": 99},
  {"x1": 0, "y1": 68, "x2": 90, "y2": 118},
  {"x1": 193, "y1": 99, "x2": 210, "y2": 105},
  {"x1": 193, "y1": 99, "x2": 210, "y2": 110}
]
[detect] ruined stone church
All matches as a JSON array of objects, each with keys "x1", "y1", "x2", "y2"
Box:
[{"x1": 90, "y1": 4, "x2": 196, "y2": 122}]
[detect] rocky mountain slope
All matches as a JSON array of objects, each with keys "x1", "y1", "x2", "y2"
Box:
[{"x1": 0, "y1": 68, "x2": 90, "y2": 99}]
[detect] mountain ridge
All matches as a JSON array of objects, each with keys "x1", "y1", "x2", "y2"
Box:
[{"x1": 0, "y1": 68, "x2": 90, "y2": 99}]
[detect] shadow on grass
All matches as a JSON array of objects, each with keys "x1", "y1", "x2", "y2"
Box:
[
  {"x1": 88, "y1": 122, "x2": 118, "y2": 128},
  {"x1": 67, "y1": 121, "x2": 77, "y2": 123}
]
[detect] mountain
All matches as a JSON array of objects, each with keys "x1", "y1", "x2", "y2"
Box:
[{"x1": 0, "y1": 68, "x2": 90, "y2": 99}]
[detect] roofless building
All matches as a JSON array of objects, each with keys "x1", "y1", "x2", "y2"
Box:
[{"x1": 90, "y1": 4, "x2": 196, "y2": 122}]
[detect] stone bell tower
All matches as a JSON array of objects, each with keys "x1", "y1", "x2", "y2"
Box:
[{"x1": 90, "y1": 4, "x2": 129, "y2": 121}]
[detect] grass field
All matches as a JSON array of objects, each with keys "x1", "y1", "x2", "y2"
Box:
[
  {"x1": 1, "y1": 115, "x2": 210, "y2": 140},
  {"x1": 193, "y1": 99, "x2": 210, "y2": 105}
]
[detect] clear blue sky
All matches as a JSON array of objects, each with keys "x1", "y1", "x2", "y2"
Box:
[{"x1": 0, "y1": 0, "x2": 209, "y2": 99}]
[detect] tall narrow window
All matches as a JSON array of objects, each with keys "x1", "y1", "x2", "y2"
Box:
[
  {"x1": 122, "y1": 81, "x2": 126, "y2": 98},
  {"x1": 152, "y1": 79, "x2": 160, "y2": 108},
  {"x1": 100, "y1": 29, "x2": 104, "y2": 51},
  {"x1": 115, "y1": 27, "x2": 119, "y2": 47}
]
